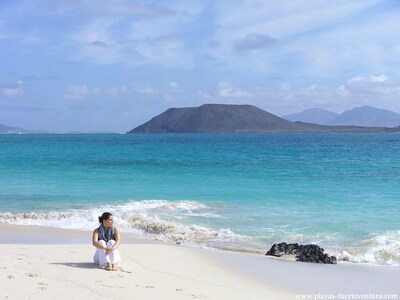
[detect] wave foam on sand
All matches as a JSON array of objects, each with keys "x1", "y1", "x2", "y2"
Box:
[{"x1": 1, "y1": 200, "x2": 399, "y2": 267}]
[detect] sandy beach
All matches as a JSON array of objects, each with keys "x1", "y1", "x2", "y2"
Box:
[{"x1": 1, "y1": 224, "x2": 399, "y2": 300}]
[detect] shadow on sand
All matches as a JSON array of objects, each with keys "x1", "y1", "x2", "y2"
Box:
[{"x1": 51, "y1": 262, "x2": 99, "y2": 269}]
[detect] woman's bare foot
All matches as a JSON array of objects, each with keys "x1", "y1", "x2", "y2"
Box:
[
  {"x1": 105, "y1": 263, "x2": 112, "y2": 271},
  {"x1": 111, "y1": 264, "x2": 118, "y2": 271}
]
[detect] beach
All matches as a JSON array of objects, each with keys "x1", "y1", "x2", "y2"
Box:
[{"x1": 1, "y1": 224, "x2": 399, "y2": 300}]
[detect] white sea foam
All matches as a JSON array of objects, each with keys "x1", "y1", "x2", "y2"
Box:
[
  {"x1": 0, "y1": 210, "x2": 99, "y2": 230},
  {"x1": 1, "y1": 200, "x2": 399, "y2": 267},
  {"x1": 121, "y1": 213, "x2": 247, "y2": 247},
  {"x1": 332, "y1": 231, "x2": 400, "y2": 267},
  {"x1": 0, "y1": 200, "x2": 244, "y2": 249},
  {"x1": 0, "y1": 199, "x2": 213, "y2": 228}
]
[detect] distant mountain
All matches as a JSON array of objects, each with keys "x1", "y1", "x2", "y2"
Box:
[
  {"x1": 0, "y1": 123, "x2": 119, "y2": 134},
  {"x1": 0, "y1": 124, "x2": 28, "y2": 134},
  {"x1": 329, "y1": 106, "x2": 400, "y2": 127},
  {"x1": 130, "y1": 104, "x2": 299, "y2": 133},
  {"x1": 283, "y1": 108, "x2": 338, "y2": 125},
  {"x1": 129, "y1": 104, "x2": 400, "y2": 134},
  {"x1": 0, "y1": 123, "x2": 52, "y2": 134}
]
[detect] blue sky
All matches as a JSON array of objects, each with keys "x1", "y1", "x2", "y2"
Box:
[{"x1": 1, "y1": 0, "x2": 399, "y2": 132}]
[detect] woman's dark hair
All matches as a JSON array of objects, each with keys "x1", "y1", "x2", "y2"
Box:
[{"x1": 99, "y1": 212, "x2": 113, "y2": 223}]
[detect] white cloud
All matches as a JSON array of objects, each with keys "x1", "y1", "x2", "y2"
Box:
[
  {"x1": 286, "y1": 11, "x2": 400, "y2": 77},
  {"x1": 132, "y1": 84, "x2": 156, "y2": 95},
  {"x1": 217, "y1": 82, "x2": 252, "y2": 98},
  {"x1": 347, "y1": 74, "x2": 389, "y2": 85},
  {"x1": 93, "y1": 1, "x2": 174, "y2": 18},
  {"x1": 1, "y1": 87, "x2": 21, "y2": 98},
  {"x1": 0, "y1": 81, "x2": 24, "y2": 99},
  {"x1": 106, "y1": 86, "x2": 129, "y2": 97},
  {"x1": 213, "y1": 1, "x2": 382, "y2": 40},
  {"x1": 168, "y1": 82, "x2": 182, "y2": 93},
  {"x1": 169, "y1": 82, "x2": 179, "y2": 88},
  {"x1": 127, "y1": 0, "x2": 203, "y2": 40},
  {"x1": 162, "y1": 94, "x2": 177, "y2": 103},
  {"x1": 197, "y1": 82, "x2": 253, "y2": 101},
  {"x1": 293, "y1": 75, "x2": 398, "y2": 113},
  {"x1": 134, "y1": 37, "x2": 193, "y2": 68},
  {"x1": 69, "y1": 16, "x2": 195, "y2": 68},
  {"x1": 59, "y1": 1, "x2": 204, "y2": 67},
  {"x1": 65, "y1": 82, "x2": 158, "y2": 101},
  {"x1": 206, "y1": 0, "x2": 396, "y2": 76},
  {"x1": 69, "y1": 19, "x2": 123, "y2": 65},
  {"x1": 218, "y1": 87, "x2": 252, "y2": 98},
  {"x1": 196, "y1": 74, "x2": 400, "y2": 115},
  {"x1": 235, "y1": 33, "x2": 275, "y2": 50},
  {"x1": 339, "y1": 74, "x2": 400, "y2": 100},
  {"x1": 270, "y1": 75, "x2": 400, "y2": 114},
  {"x1": 64, "y1": 84, "x2": 100, "y2": 100}
]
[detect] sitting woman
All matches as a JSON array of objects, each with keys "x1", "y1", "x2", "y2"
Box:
[{"x1": 92, "y1": 212, "x2": 121, "y2": 271}]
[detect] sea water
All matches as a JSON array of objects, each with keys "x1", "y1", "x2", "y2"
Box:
[{"x1": 0, "y1": 133, "x2": 399, "y2": 266}]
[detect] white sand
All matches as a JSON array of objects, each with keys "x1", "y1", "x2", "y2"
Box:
[{"x1": 1, "y1": 224, "x2": 399, "y2": 300}]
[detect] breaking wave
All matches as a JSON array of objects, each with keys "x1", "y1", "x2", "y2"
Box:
[
  {"x1": 333, "y1": 230, "x2": 400, "y2": 267},
  {"x1": 0, "y1": 200, "x2": 250, "y2": 250},
  {"x1": 1, "y1": 199, "x2": 399, "y2": 266}
]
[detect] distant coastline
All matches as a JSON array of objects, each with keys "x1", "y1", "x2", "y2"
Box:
[{"x1": 3, "y1": 104, "x2": 400, "y2": 134}]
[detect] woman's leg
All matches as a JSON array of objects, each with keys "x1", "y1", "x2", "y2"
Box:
[
  {"x1": 106, "y1": 240, "x2": 121, "y2": 269},
  {"x1": 95, "y1": 240, "x2": 111, "y2": 268},
  {"x1": 93, "y1": 248, "x2": 100, "y2": 265}
]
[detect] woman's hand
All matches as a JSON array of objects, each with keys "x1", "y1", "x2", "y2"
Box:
[{"x1": 105, "y1": 247, "x2": 113, "y2": 255}]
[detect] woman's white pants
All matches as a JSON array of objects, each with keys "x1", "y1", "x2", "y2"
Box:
[{"x1": 93, "y1": 240, "x2": 121, "y2": 267}]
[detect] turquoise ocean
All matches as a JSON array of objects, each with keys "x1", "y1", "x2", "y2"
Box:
[{"x1": 0, "y1": 133, "x2": 399, "y2": 266}]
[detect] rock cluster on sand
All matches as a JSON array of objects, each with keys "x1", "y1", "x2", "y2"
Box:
[{"x1": 266, "y1": 242, "x2": 337, "y2": 264}]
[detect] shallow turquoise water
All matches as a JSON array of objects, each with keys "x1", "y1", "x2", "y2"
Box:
[{"x1": 0, "y1": 133, "x2": 399, "y2": 265}]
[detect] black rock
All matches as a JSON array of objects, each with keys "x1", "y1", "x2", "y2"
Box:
[
  {"x1": 265, "y1": 242, "x2": 337, "y2": 264},
  {"x1": 286, "y1": 243, "x2": 301, "y2": 254},
  {"x1": 266, "y1": 242, "x2": 287, "y2": 257}
]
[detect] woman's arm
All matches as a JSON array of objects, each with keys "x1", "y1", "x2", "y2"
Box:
[
  {"x1": 92, "y1": 229, "x2": 107, "y2": 250},
  {"x1": 111, "y1": 227, "x2": 121, "y2": 250}
]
